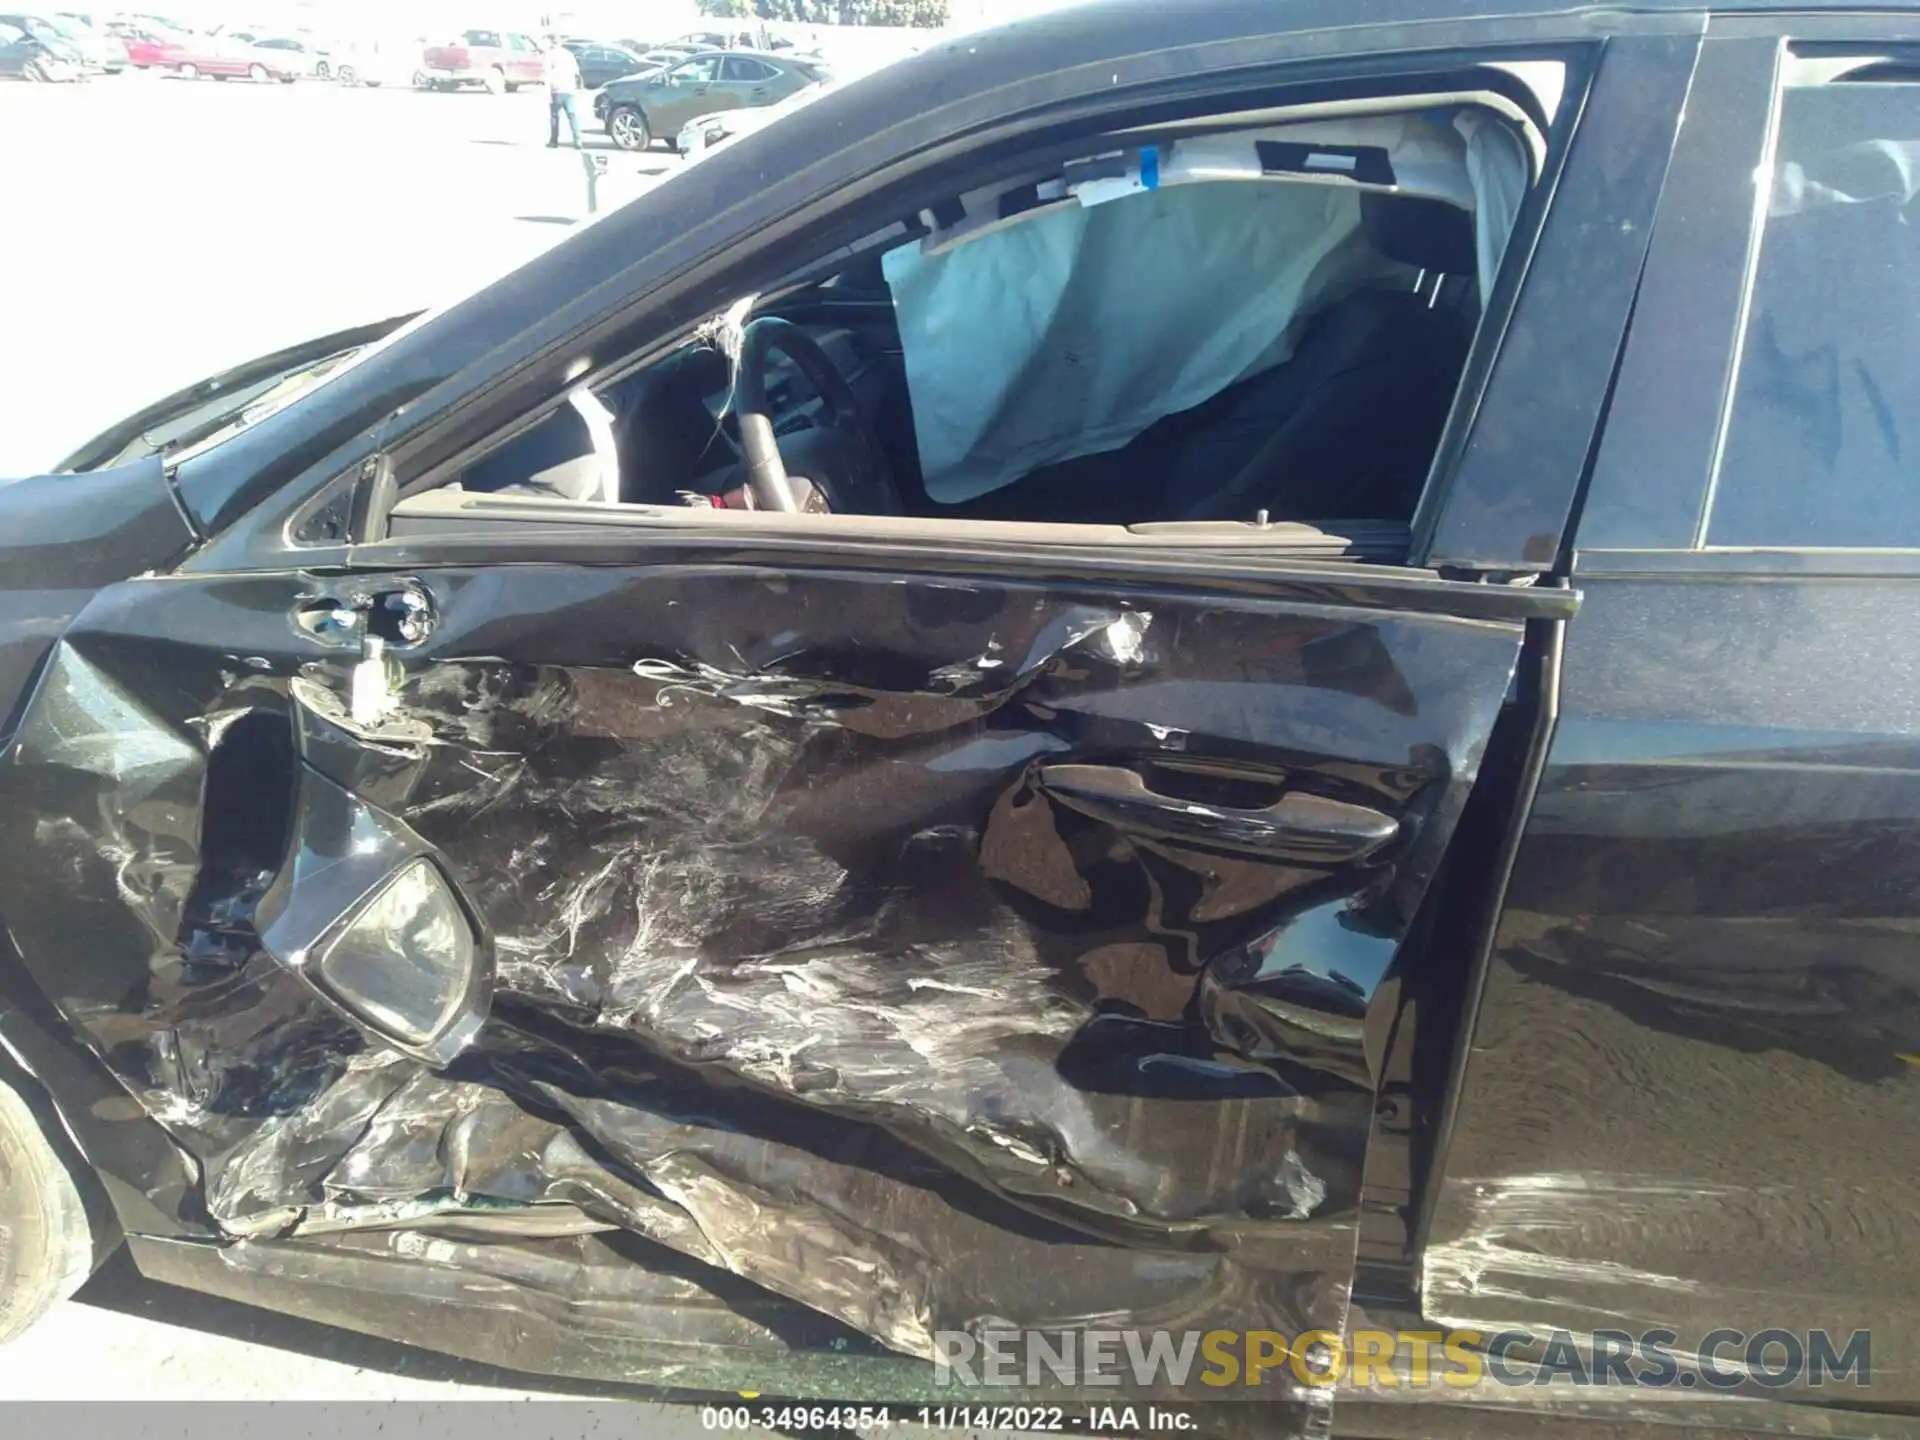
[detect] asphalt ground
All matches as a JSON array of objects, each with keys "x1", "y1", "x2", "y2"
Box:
[{"x1": 0, "y1": 71, "x2": 675, "y2": 475}]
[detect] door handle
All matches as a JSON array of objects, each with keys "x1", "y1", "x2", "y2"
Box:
[{"x1": 1037, "y1": 763, "x2": 1397, "y2": 864}]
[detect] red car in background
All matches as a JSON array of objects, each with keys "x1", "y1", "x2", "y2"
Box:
[
  {"x1": 103, "y1": 19, "x2": 180, "y2": 67},
  {"x1": 163, "y1": 34, "x2": 305, "y2": 81},
  {"x1": 420, "y1": 27, "x2": 541, "y2": 92}
]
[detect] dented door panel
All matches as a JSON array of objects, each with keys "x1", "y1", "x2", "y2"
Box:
[{"x1": 0, "y1": 562, "x2": 1528, "y2": 1391}]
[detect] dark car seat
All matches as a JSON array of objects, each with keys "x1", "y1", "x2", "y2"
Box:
[
  {"x1": 606, "y1": 343, "x2": 736, "y2": 503},
  {"x1": 1173, "y1": 192, "x2": 1479, "y2": 523},
  {"x1": 940, "y1": 191, "x2": 1482, "y2": 527}
]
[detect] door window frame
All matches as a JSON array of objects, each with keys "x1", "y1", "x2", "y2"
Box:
[
  {"x1": 374, "y1": 58, "x2": 1596, "y2": 563},
  {"x1": 667, "y1": 54, "x2": 719, "y2": 85},
  {"x1": 1575, "y1": 12, "x2": 1920, "y2": 576},
  {"x1": 179, "y1": 21, "x2": 1694, "y2": 578}
]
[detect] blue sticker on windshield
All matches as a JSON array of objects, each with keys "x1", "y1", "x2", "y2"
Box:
[{"x1": 1141, "y1": 145, "x2": 1160, "y2": 190}]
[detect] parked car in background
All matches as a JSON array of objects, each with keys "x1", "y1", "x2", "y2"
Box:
[
  {"x1": 420, "y1": 28, "x2": 540, "y2": 93},
  {"x1": 164, "y1": 34, "x2": 302, "y2": 81},
  {"x1": 0, "y1": 16, "x2": 81, "y2": 76},
  {"x1": 223, "y1": 31, "x2": 327, "y2": 77},
  {"x1": 675, "y1": 75, "x2": 831, "y2": 158},
  {"x1": 101, "y1": 18, "x2": 180, "y2": 67},
  {"x1": 623, "y1": 38, "x2": 693, "y2": 58},
  {"x1": 594, "y1": 48, "x2": 826, "y2": 151},
  {"x1": 670, "y1": 26, "x2": 760, "y2": 49},
  {"x1": 29, "y1": 11, "x2": 124, "y2": 70},
  {"x1": 332, "y1": 35, "x2": 425, "y2": 88},
  {"x1": 561, "y1": 38, "x2": 647, "y2": 89}
]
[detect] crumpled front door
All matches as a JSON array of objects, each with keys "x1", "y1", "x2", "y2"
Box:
[{"x1": 0, "y1": 557, "x2": 1552, "y2": 1413}]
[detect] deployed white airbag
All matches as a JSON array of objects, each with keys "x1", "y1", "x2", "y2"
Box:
[
  {"x1": 883, "y1": 182, "x2": 1382, "y2": 503},
  {"x1": 882, "y1": 108, "x2": 1527, "y2": 504}
]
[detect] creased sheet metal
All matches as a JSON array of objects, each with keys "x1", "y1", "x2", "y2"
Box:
[{"x1": 0, "y1": 566, "x2": 1522, "y2": 1395}]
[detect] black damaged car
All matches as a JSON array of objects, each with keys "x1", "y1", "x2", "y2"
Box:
[{"x1": 4, "y1": 1, "x2": 1920, "y2": 1433}]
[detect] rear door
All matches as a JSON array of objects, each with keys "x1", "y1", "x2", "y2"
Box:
[
  {"x1": 0, "y1": 20, "x2": 1698, "y2": 1420},
  {"x1": 719, "y1": 52, "x2": 776, "y2": 107},
  {"x1": 1426, "y1": 15, "x2": 1920, "y2": 1394}
]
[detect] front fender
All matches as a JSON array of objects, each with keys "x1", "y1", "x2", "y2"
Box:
[{"x1": 0, "y1": 458, "x2": 195, "y2": 743}]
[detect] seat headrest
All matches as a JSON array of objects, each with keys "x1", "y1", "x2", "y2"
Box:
[{"x1": 1361, "y1": 192, "x2": 1478, "y2": 276}]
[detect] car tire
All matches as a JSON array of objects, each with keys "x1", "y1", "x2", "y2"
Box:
[
  {"x1": 176, "y1": 61, "x2": 197, "y2": 79},
  {"x1": 412, "y1": 69, "x2": 430, "y2": 88},
  {"x1": 607, "y1": 104, "x2": 649, "y2": 151},
  {"x1": 22, "y1": 56, "x2": 48, "y2": 81},
  {"x1": 314, "y1": 59, "x2": 329, "y2": 79},
  {"x1": 0, "y1": 1073, "x2": 96, "y2": 1344},
  {"x1": 247, "y1": 63, "x2": 268, "y2": 82},
  {"x1": 482, "y1": 65, "x2": 505, "y2": 95},
  {"x1": 336, "y1": 64, "x2": 356, "y2": 84}
]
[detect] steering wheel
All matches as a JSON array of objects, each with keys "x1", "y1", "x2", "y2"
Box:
[{"x1": 733, "y1": 317, "x2": 898, "y2": 515}]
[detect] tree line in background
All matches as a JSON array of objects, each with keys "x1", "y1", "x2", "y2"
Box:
[{"x1": 697, "y1": 0, "x2": 949, "y2": 26}]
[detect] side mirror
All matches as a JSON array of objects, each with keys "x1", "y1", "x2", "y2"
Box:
[{"x1": 254, "y1": 762, "x2": 492, "y2": 1066}]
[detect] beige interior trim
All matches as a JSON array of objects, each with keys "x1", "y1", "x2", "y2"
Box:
[
  {"x1": 392, "y1": 487, "x2": 1404, "y2": 554},
  {"x1": 1111, "y1": 87, "x2": 1548, "y2": 177}
]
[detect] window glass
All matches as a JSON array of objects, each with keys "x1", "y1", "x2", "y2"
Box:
[
  {"x1": 725, "y1": 56, "x2": 777, "y2": 82},
  {"x1": 1708, "y1": 80, "x2": 1920, "y2": 547},
  {"x1": 507, "y1": 33, "x2": 535, "y2": 53},
  {"x1": 669, "y1": 55, "x2": 719, "y2": 84},
  {"x1": 465, "y1": 29, "x2": 499, "y2": 47},
  {"x1": 396, "y1": 102, "x2": 1540, "y2": 537}
]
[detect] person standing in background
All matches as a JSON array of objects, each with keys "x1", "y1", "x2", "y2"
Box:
[{"x1": 542, "y1": 34, "x2": 582, "y2": 149}]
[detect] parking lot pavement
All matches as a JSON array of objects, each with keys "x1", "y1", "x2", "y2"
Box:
[{"x1": 0, "y1": 74, "x2": 678, "y2": 475}]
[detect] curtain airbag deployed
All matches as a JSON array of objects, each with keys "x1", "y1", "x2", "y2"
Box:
[{"x1": 882, "y1": 109, "x2": 1529, "y2": 504}]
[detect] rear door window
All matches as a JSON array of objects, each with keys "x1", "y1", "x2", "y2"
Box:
[
  {"x1": 1707, "y1": 67, "x2": 1920, "y2": 546},
  {"x1": 722, "y1": 55, "x2": 776, "y2": 82}
]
